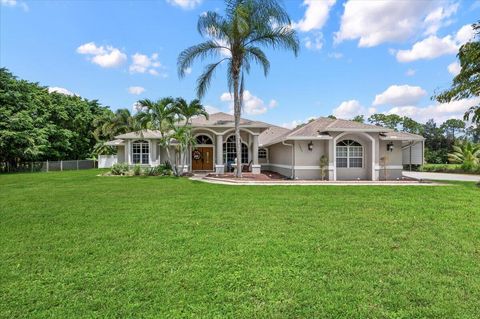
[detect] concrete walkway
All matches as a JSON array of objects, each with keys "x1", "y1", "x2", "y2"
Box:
[
  {"x1": 403, "y1": 171, "x2": 480, "y2": 182},
  {"x1": 191, "y1": 176, "x2": 444, "y2": 186}
]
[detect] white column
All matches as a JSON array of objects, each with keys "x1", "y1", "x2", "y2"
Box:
[
  {"x1": 252, "y1": 134, "x2": 260, "y2": 174},
  {"x1": 328, "y1": 139, "x2": 335, "y2": 181},
  {"x1": 127, "y1": 140, "x2": 132, "y2": 165},
  {"x1": 215, "y1": 134, "x2": 224, "y2": 174}
]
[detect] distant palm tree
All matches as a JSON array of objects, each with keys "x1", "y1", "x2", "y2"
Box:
[
  {"x1": 136, "y1": 97, "x2": 176, "y2": 166},
  {"x1": 94, "y1": 109, "x2": 139, "y2": 140},
  {"x1": 178, "y1": 0, "x2": 299, "y2": 177},
  {"x1": 448, "y1": 141, "x2": 480, "y2": 171},
  {"x1": 174, "y1": 98, "x2": 209, "y2": 126}
]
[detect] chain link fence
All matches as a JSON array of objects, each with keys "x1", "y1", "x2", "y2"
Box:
[{"x1": 0, "y1": 160, "x2": 97, "y2": 173}]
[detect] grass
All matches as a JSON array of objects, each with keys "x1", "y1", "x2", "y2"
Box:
[
  {"x1": 420, "y1": 163, "x2": 480, "y2": 175},
  {"x1": 1, "y1": 170, "x2": 480, "y2": 318}
]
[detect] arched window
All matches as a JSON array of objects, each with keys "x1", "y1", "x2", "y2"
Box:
[
  {"x1": 223, "y1": 135, "x2": 248, "y2": 164},
  {"x1": 258, "y1": 148, "x2": 267, "y2": 159},
  {"x1": 336, "y1": 140, "x2": 363, "y2": 168},
  {"x1": 196, "y1": 135, "x2": 213, "y2": 145},
  {"x1": 132, "y1": 140, "x2": 149, "y2": 164}
]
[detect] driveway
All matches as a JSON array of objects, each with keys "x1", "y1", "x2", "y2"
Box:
[{"x1": 403, "y1": 171, "x2": 480, "y2": 182}]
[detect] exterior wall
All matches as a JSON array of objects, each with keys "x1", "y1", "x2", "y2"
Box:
[
  {"x1": 333, "y1": 133, "x2": 372, "y2": 180},
  {"x1": 377, "y1": 140, "x2": 403, "y2": 180},
  {"x1": 402, "y1": 141, "x2": 423, "y2": 165},
  {"x1": 264, "y1": 141, "x2": 293, "y2": 177},
  {"x1": 117, "y1": 146, "x2": 125, "y2": 163},
  {"x1": 293, "y1": 140, "x2": 329, "y2": 180},
  {"x1": 98, "y1": 155, "x2": 118, "y2": 168}
]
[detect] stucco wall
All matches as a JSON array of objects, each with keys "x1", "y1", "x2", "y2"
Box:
[
  {"x1": 266, "y1": 142, "x2": 293, "y2": 177},
  {"x1": 117, "y1": 146, "x2": 125, "y2": 163}
]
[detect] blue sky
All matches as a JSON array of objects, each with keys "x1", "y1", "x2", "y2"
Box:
[{"x1": 1, "y1": 0, "x2": 479, "y2": 128}]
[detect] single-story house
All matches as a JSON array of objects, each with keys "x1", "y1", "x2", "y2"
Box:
[{"x1": 104, "y1": 112, "x2": 425, "y2": 180}]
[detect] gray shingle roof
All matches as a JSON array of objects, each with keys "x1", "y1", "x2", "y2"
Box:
[
  {"x1": 115, "y1": 130, "x2": 163, "y2": 139},
  {"x1": 288, "y1": 117, "x2": 390, "y2": 137},
  {"x1": 189, "y1": 112, "x2": 270, "y2": 128},
  {"x1": 258, "y1": 125, "x2": 291, "y2": 146},
  {"x1": 380, "y1": 131, "x2": 425, "y2": 141}
]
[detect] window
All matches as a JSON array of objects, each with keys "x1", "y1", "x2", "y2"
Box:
[
  {"x1": 258, "y1": 148, "x2": 267, "y2": 159},
  {"x1": 223, "y1": 135, "x2": 248, "y2": 164},
  {"x1": 336, "y1": 140, "x2": 363, "y2": 168},
  {"x1": 196, "y1": 135, "x2": 212, "y2": 145},
  {"x1": 132, "y1": 140, "x2": 149, "y2": 164}
]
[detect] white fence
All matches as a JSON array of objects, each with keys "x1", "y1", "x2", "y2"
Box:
[
  {"x1": 98, "y1": 155, "x2": 118, "y2": 168},
  {"x1": 0, "y1": 160, "x2": 97, "y2": 173}
]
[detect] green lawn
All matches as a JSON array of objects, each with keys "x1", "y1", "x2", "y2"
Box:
[{"x1": 1, "y1": 171, "x2": 479, "y2": 318}]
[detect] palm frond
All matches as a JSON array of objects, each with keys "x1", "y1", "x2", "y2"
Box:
[
  {"x1": 245, "y1": 46, "x2": 270, "y2": 76},
  {"x1": 178, "y1": 41, "x2": 231, "y2": 78},
  {"x1": 196, "y1": 59, "x2": 229, "y2": 98}
]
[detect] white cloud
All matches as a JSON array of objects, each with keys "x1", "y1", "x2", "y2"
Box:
[
  {"x1": 269, "y1": 99, "x2": 278, "y2": 108},
  {"x1": 335, "y1": 1, "x2": 454, "y2": 47},
  {"x1": 129, "y1": 52, "x2": 166, "y2": 77},
  {"x1": 385, "y1": 97, "x2": 480, "y2": 123},
  {"x1": 76, "y1": 42, "x2": 127, "y2": 68},
  {"x1": 328, "y1": 52, "x2": 343, "y2": 59},
  {"x1": 406, "y1": 69, "x2": 416, "y2": 76},
  {"x1": 423, "y1": 3, "x2": 458, "y2": 35},
  {"x1": 220, "y1": 91, "x2": 275, "y2": 116},
  {"x1": 128, "y1": 86, "x2": 146, "y2": 95},
  {"x1": 166, "y1": 0, "x2": 201, "y2": 10},
  {"x1": 204, "y1": 105, "x2": 220, "y2": 114},
  {"x1": 395, "y1": 34, "x2": 458, "y2": 62},
  {"x1": 447, "y1": 61, "x2": 461, "y2": 76},
  {"x1": 395, "y1": 24, "x2": 474, "y2": 63},
  {"x1": 373, "y1": 85, "x2": 427, "y2": 107},
  {"x1": 294, "y1": 0, "x2": 336, "y2": 32},
  {"x1": 303, "y1": 33, "x2": 324, "y2": 51},
  {"x1": 183, "y1": 67, "x2": 192, "y2": 75},
  {"x1": 1, "y1": 0, "x2": 28, "y2": 11},
  {"x1": 48, "y1": 87, "x2": 75, "y2": 96},
  {"x1": 281, "y1": 116, "x2": 317, "y2": 129},
  {"x1": 332, "y1": 99, "x2": 375, "y2": 119},
  {"x1": 455, "y1": 24, "x2": 475, "y2": 45}
]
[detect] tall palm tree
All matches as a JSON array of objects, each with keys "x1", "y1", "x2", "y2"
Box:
[
  {"x1": 136, "y1": 97, "x2": 176, "y2": 166},
  {"x1": 178, "y1": 0, "x2": 299, "y2": 177},
  {"x1": 174, "y1": 98, "x2": 209, "y2": 126},
  {"x1": 448, "y1": 141, "x2": 480, "y2": 171}
]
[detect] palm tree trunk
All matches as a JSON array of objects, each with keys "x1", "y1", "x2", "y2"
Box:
[{"x1": 233, "y1": 69, "x2": 242, "y2": 178}]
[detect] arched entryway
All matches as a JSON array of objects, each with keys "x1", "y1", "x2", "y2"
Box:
[{"x1": 191, "y1": 134, "x2": 214, "y2": 171}]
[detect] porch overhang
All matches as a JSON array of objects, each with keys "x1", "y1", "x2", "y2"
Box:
[{"x1": 105, "y1": 139, "x2": 125, "y2": 146}]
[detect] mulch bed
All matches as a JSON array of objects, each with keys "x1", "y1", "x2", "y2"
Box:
[{"x1": 205, "y1": 170, "x2": 287, "y2": 181}]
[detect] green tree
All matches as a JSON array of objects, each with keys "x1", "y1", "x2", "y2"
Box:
[
  {"x1": 401, "y1": 117, "x2": 423, "y2": 134},
  {"x1": 423, "y1": 119, "x2": 450, "y2": 164},
  {"x1": 0, "y1": 68, "x2": 112, "y2": 165},
  {"x1": 435, "y1": 21, "x2": 479, "y2": 123},
  {"x1": 368, "y1": 114, "x2": 403, "y2": 130},
  {"x1": 178, "y1": 0, "x2": 299, "y2": 177},
  {"x1": 351, "y1": 115, "x2": 364, "y2": 123},
  {"x1": 440, "y1": 118, "x2": 465, "y2": 139},
  {"x1": 448, "y1": 141, "x2": 480, "y2": 171},
  {"x1": 174, "y1": 98, "x2": 209, "y2": 126},
  {"x1": 136, "y1": 98, "x2": 176, "y2": 167},
  {"x1": 172, "y1": 126, "x2": 196, "y2": 176}
]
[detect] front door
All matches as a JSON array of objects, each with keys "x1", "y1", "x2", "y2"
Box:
[{"x1": 192, "y1": 147, "x2": 213, "y2": 171}]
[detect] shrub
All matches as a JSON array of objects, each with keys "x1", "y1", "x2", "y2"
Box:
[
  {"x1": 143, "y1": 166, "x2": 164, "y2": 176},
  {"x1": 163, "y1": 161, "x2": 173, "y2": 171},
  {"x1": 133, "y1": 164, "x2": 141, "y2": 176},
  {"x1": 110, "y1": 163, "x2": 129, "y2": 176}
]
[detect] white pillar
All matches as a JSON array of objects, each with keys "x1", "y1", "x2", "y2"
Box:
[
  {"x1": 328, "y1": 139, "x2": 335, "y2": 181},
  {"x1": 215, "y1": 134, "x2": 224, "y2": 174},
  {"x1": 252, "y1": 134, "x2": 260, "y2": 174},
  {"x1": 127, "y1": 140, "x2": 132, "y2": 165}
]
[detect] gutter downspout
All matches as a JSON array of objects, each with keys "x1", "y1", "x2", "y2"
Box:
[{"x1": 282, "y1": 140, "x2": 295, "y2": 179}]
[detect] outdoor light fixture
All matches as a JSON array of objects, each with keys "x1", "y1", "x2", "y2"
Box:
[
  {"x1": 308, "y1": 141, "x2": 313, "y2": 151},
  {"x1": 387, "y1": 142, "x2": 394, "y2": 152}
]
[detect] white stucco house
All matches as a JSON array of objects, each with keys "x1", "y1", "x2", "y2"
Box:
[{"x1": 104, "y1": 112, "x2": 425, "y2": 180}]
